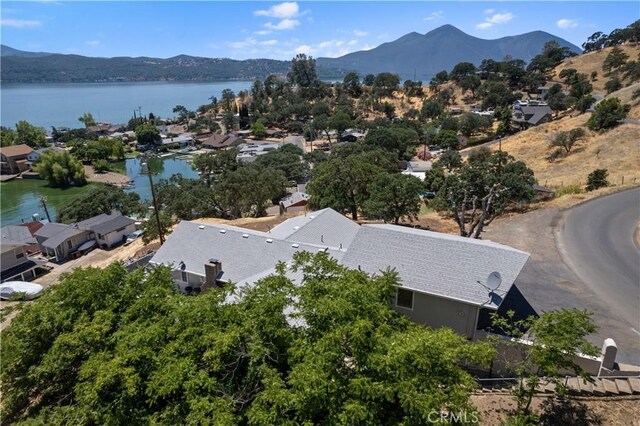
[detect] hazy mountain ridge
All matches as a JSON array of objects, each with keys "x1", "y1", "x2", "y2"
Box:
[
  {"x1": 1, "y1": 25, "x2": 581, "y2": 83},
  {"x1": 316, "y1": 25, "x2": 582, "y2": 80}
]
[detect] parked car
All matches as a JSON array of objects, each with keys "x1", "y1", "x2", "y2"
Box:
[{"x1": 124, "y1": 230, "x2": 144, "y2": 245}]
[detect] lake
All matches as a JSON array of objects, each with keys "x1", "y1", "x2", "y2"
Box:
[
  {"x1": 0, "y1": 157, "x2": 199, "y2": 226},
  {"x1": 1, "y1": 80, "x2": 254, "y2": 129}
]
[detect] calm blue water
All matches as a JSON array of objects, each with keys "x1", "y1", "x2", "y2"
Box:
[
  {"x1": 0, "y1": 157, "x2": 199, "y2": 226},
  {"x1": 1, "y1": 80, "x2": 253, "y2": 129}
]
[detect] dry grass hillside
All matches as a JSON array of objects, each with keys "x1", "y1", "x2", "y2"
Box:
[
  {"x1": 553, "y1": 44, "x2": 640, "y2": 93},
  {"x1": 495, "y1": 117, "x2": 639, "y2": 187}
]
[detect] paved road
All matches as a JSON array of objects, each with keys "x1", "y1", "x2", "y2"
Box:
[{"x1": 559, "y1": 188, "x2": 640, "y2": 333}]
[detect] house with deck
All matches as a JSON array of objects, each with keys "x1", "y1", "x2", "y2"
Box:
[
  {"x1": 0, "y1": 144, "x2": 34, "y2": 175},
  {"x1": 149, "y1": 208, "x2": 529, "y2": 339}
]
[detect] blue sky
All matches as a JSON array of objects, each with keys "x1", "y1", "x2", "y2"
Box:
[{"x1": 1, "y1": 1, "x2": 637, "y2": 60}]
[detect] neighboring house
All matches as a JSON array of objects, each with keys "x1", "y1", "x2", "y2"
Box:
[
  {"x1": 0, "y1": 144, "x2": 34, "y2": 175},
  {"x1": 402, "y1": 160, "x2": 432, "y2": 180},
  {"x1": 150, "y1": 208, "x2": 529, "y2": 339},
  {"x1": 1, "y1": 242, "x2": 47, "y2": 283},
  {"x1": 236, "y1": 143, "x2": 280, "y2": 162},
  {"x1": 27, "y1": 146, "x2": 65, "y2": 166},
  {"x1": 35, "y1": 223, "x2": 92, "y2": 262},
  {"x1": 201, "y1": 134, "x2": 244, "y2": 150},
  {"x1": 35, "y1": 212, "x2": 135, "y2": 261},
  {"x1": 87, "y1": 123, "x2": 112, "y2": 134},
  {"x1": 1, "y1": 222, "x2": 44, "y2": 254},
  {"x1": 279, "y1": 192, "x2": 310, "y2": 215},
  {"x1": 160, "y1": 133, "x2": 195, "y2": 148},
  {"x1": 77, "y1": 212, "x2": 136, "y2": 248},
  {"x1": 512, "y1": 100, "x2": 553, "y2": 129}
]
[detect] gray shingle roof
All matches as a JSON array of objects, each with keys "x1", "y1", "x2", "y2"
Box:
[
  {"x1": 268, "y1": 208, "x2": 360, "y2": 249},
  {"x1": 35, "y1": 223, "x2": 86, "y2": 249},
  {"x1": 150, "y1": 221, "x2": 344, "y2": 284},
  {"x1": 150, "y1": 209, "x2": 530, "y2": 310},
  {"x1": 340, "y1": 224, "x2": 530, "y2": 308},
  {"x1": 77, "y1": 213, "x2": 135, "y2": 235},
  {"x1": 1, "y1": 225, "x2": 36, "y2": 245}
]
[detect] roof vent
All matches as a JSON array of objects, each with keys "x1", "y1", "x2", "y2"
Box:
[
  {"x1": 293, "y1": 226, "x2": 300, "y2": 230},
  {"x1": 209, "y1": 258, "x2": 219, "y2": 264},
  {"x1": 309, "y1": 215, "x2": 315, "y2": 219},
  {"x1": 317, "y1": 247, "x2": 327, "y2": 252},
  {"x1": 219, "y1": 229, "x2": 226, "y2": 234},
  {"x1": 198, "y1": 225, "x2": 205, "y2": 230},
  {"x1": 291, "y1": 243, "x2": 300, "y2": 248},
  {"x1": 266, "y1": 238, "x2": 274, "y2": 243},
  {"x1": 242, "y1": 234, "x2": 249, "y2": 238}
]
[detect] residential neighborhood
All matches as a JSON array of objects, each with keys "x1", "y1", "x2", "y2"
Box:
[{"x1": 1, "y1": 5, "x2": 638, "y2": 424}]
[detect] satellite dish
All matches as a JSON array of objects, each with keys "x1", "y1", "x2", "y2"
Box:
[{"x1": 486, "y1": 272, "x2": 502, "y2": 292}]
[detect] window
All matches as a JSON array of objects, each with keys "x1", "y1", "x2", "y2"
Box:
[
  {"x1": 67, "y1": 240, "x2": 73, "y2": 249},
  {"x1": 396, "y1": 288, "x2": 414, "y2": 310},
  {"x1": 16, "y1": 252, "x2": 24, "y2": 259},
  {"x1": 181, "y1": 271, "x2": 188, "y2": 282}
]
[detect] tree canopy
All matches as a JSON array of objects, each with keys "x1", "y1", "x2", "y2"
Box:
[
  {"x1": 33, "y1": 150, "x2": 87, "y2": 188},
  {"x1": 430, "y1": 150, "x2": 536, "y2": 238},
  {"x1": 57, "y1": 185, "x2": 144, "y2": 223},
  {"x1": 0, "y1": 254, "x2": 494, "y2": 424}
]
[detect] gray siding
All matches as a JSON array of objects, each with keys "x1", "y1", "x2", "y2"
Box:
[
  {"x1": 394, "y1": 290, "x2": 479, "y2": 339},
  {"x1": 1, "y1": 246, "x2": 28, "y2": 271}
]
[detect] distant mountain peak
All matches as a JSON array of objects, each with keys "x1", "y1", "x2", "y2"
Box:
[{"x1": 316, "y1": 26, "x2": 581, "y2": 80}]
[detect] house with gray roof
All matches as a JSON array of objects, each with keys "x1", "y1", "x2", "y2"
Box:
[
  {"x1": 512, "y1": 100, "x2": 553, "y2": 128},
  {"x1": 35, "y1": 223, "x2": 91, "y2": 262},
  {"x1": 77, "y1": 212, "x2": 136, "y2": 248},
  {"x1": 0, "y1": 236, "x2": 47, "y2": 283},
  {"x1": 35, "y1": 212, "x2": 136, "y2": 261},
  {"x1": 149, "y1": 208, "x2": 529, "y2": 339}
]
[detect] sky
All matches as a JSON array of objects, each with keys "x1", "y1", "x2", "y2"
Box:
[{"x1": 1, "y1": 1, "x2": 637, "y2": 60}]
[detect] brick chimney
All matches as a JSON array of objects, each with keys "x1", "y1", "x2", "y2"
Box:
[{"x1": 204, "y1": 258, "x2": 222, "y2": 286}]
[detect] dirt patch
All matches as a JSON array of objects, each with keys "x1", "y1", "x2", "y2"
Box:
[
  {"x1": 472, "y1": 393, "x2": 640, "y2": 425},
  {"x1": 84, "y1": 165, "x2": 133, "y2": 187}
]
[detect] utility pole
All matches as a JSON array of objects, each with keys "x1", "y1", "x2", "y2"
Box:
[
  {"x1": 142, "y1": 162, "x2": 165, "y2": 245},
  {"x1": 40, "y1": 196, "x2": 51, "y2": 222}
]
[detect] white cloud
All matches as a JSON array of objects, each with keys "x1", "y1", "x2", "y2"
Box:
[
  {"x1": 557, "y1": 19, "x2": 578, "y2": 29},
  {"x1": 84, "y1": 40, "x2": 101, "y2": 47},
  {"x1": 1, "y1": 18, "x2": 42, "y2": 28},
  {"x1": 423, "y1": 10, "x2": 444, "y2": 21},
  {"x1": 255, "y1": 2, "x2": 299, "y2": 19},
  {"x1": 260, "y1": 39, "x2": 278, "y2": 46},
  {"x1": 484, "y1": 9, "x2": 495, "y2": 15},
  {"x1": 254, "y1": 30, "x2": 272, "y2": 35},
  {"x1": 295, "y1": 44, "x2": 312, "y2": 55},
  {"x1": 475, "y1": 12, "x2": 513, "y2": 30},
  {"x1": 229, "y1": 38, "x2": 258, "y2": 49},
  {"x1": 353, "y1": 29, "x2": 368, "y2": 37},
  {"x1": 264, "y1": 18, "x2": 300, "y2": 31},
  {"x1": 348, "y1": 39, "x2": 358, "y2": 46}
]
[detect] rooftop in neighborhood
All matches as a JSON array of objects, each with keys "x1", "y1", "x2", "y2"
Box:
[
  {"x1": 0, "y1": 144, "x2": 34, "y2": 158},
  {"x1": 150, "y1": 209, "x2": 530, "y2": 309},
  {"x1": 1, "y1": 225, "x2": 38, "y2": 246},
  {"x1": 77, "y1": 212, "x2": 136, "y2": 235}
]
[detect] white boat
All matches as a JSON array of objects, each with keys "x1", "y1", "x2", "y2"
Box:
[{"x1": 0, "y1": 281, "x2": 44, "y2": 300}]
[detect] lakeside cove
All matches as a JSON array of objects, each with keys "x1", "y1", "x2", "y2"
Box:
[{"x1": 0, "y1": 156, "x2": 199, "y2": 226}]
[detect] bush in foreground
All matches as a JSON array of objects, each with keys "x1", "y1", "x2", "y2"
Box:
[{"x1": 1, "y1": 254, "x2": 494, "y2": 424}]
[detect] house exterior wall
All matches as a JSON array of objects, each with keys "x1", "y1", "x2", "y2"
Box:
[
  {"x1": 1, "y1": 153, "x2": 31, "y2": 174},
  {"x1": 1, "y1": 246, "x2": 28, "y2": 272},
  {"x1": 98, "y1": 223, "x2": 136, "y2": 248},
  {"x1": 171, "y1": 270, "x2": 206, "y2": 291},
  {"x1": 394, "y1": 290, "x2": 479, "y2": 339},
  {"x1": 41, "y1": 231, "x2": 91, "y2": 261}
]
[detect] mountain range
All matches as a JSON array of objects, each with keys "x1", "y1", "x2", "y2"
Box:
[{"x1": 1, "y1": 25, "x2": 581, "y2": 83}]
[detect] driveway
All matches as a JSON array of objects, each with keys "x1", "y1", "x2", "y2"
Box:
[
  {"x1": 483, "y1": 191, "x2": 640, "y2": 365},
  {"x1": 284, "y1": 135, "x2": 306, "y2": 151}
]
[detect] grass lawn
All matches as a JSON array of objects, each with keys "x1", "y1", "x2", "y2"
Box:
[{"x1": 110, "y1": 160, "x2": 126, "y2": 174}]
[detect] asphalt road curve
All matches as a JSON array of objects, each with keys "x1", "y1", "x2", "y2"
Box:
[{"x1": 560, "y1": 188, "x2": 640, "y2": 334}]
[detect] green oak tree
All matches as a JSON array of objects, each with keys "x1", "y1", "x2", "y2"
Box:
[
  {"x1": 33, "y1": 150, "x2": 86, "y2": 188},
  {"x1": 363, "y1": 173, "x2": 425, "y2": 224}
]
